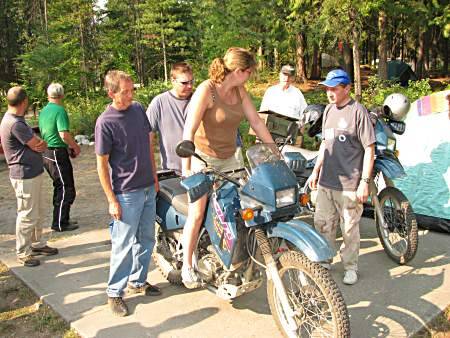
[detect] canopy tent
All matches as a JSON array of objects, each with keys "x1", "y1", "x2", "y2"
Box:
[
  {"x1": 394, "y1": 90, "x2": 450, "y2": 232},
  {"x1": 387, "y1": 60, "x2": 418, "y2": 86}
]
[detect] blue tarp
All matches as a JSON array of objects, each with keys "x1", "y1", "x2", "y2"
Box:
[{"x1": 394, "y1": 90, "x2": 450, "y2": 232}]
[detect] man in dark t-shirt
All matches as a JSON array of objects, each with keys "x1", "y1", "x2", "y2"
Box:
[
  {"x1": 309, "y1": 69, "x2": 375, "y2": 286},
  {"x1": 95, "y1": 70, "x2": 161, "y2": 317},
  {"x1": 0, "y1": 86, "x2": 58, "y2": 267},
  {"x1": 146, "y1": 62, "x2": 194, "y2": 172}
]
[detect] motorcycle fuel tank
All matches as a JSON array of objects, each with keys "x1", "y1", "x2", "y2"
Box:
[{"x1": 203, "y1": 181, "x2": 241, "y2": 269}]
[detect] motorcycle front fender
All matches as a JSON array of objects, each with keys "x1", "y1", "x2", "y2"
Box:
[
  {"x1": 374, "y1": 154, "x2": 405, "y2": 179},
  {"x1": 267, "y1": 220, "x2": 334, "y2": 262}
]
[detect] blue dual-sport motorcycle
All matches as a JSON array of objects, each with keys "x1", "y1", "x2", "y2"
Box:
[
  {"x1": 278, "y1": 102, "x2": 418, "y2": 265},
  {"x1": 153, "y1": 140, "x2": 350, "y2": 338}
]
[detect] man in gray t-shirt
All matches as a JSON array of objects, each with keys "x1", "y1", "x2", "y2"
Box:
[
  {"x1": 309, "y1": 69, "x2": 375, "y2": 286},
  {"x1": 0, "y1": 86, "x2": 58, "y2": 267},
  {"x1": 146, "y1": 62, "x2": 194, "y2": 172}
]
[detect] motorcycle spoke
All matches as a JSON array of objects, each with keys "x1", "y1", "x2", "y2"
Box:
[
  {"x1": 283, "y1": 268, "x2": 335, "y2": 337},
  {"x1": 381, "y1": 198, "x2": 410, "y2": 256}
]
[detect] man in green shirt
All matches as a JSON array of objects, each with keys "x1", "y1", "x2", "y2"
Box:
[{"x1": 39, "y1": 83, "x2": 80, "y2": 232}]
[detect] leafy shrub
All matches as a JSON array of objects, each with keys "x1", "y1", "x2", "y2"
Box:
[
  {"x1": 304, "y1": 90, "x2": 328, "y2": 105},
  {"x1": 361, "y1": 76, "x2": 433, "y2": 109},
  {"x1": 65, "y1": 96, "x2": 110, "y2": 136},
  {"x1": 134, "y1": 81, "x2": 170, "y2": 107}
]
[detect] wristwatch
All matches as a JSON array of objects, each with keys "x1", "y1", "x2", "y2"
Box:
[{"x1": 361, "y1": 177, "x2": 370, "y2": 184}]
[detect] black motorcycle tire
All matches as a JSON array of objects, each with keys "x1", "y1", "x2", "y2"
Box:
[
  {"x1": 152, "y1": 226, "x2": 183, "y2": 285},
  {"x1": 267, "y1": 251, "x2": 350, "y2": 338},
  {"x1": 375, "y1": 187, "x2": 418, "y2": 265}
]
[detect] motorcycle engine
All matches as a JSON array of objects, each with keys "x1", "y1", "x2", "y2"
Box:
[{"x1": 197, "y1": 253, "x2": 222, "y2": 282}]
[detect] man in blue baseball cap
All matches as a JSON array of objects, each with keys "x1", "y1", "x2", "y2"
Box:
[{"x1": 309, "y1": 69, "x2": 375, "y2": 285}]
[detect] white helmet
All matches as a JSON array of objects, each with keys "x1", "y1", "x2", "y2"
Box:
[{"x1": 383, "y1": 93, "x2": 410, "y2": 121}]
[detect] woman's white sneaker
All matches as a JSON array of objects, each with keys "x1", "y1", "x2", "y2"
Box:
[{"x1": 182, "y1": 266, "x2": 202, "y2": 289}]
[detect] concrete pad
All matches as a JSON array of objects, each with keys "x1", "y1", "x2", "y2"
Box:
[{"x1": 2, "y1": 219, "x2": 449, "y2": 338}]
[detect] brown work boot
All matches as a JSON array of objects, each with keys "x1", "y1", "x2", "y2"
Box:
[
  {"x1": 127, "y1": 282, "x2": 162, "y2": 296},
  {"x1": 31, "y1": 245, "x2": 59, "y2": 256},
  {"x1": 17, "y1": 255, "x2": 40, "y2": 267},
  {"x1": 108, "y1": 297, "x2": 129, "y2": 317}
]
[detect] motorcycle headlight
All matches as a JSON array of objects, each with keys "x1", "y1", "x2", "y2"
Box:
[
  {"x1": 387, "y1": 138, "x2": 396, "y2": 152},
  {"x1": 276, "y1": 188, "x2": 296, "y2": 208}
]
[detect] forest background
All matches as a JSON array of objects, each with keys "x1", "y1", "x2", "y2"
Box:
[{"x1": 0, "y1": 0, "x2": 449, "y2": 146}]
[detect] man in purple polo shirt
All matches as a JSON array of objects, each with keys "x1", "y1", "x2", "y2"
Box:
[{"x1": 95, "y1": 70, "x2": 161, "y2": 317}]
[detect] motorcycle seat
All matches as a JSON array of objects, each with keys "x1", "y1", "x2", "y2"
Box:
[{"x1": 158, "y1": 177, "x2": 189, "y2": 215}]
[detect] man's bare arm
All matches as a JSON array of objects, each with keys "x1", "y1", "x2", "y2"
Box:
[
  {"x1": 59, "y1": 131, "x2": 81, "y2": 156},
  {"x1": 26, "y1": 135, "x2": 47, "y2": 152},
  {"x1": 96, "y1": 154, "x2": 121, "y2": 220}
]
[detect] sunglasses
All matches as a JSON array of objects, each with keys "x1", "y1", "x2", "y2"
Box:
[{"x1": 174, "y1": 79, "x2": 194, "y2": 86}]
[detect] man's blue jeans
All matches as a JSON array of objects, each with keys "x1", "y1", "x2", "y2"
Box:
[{"x1": 106, "y1": 185, "x2": 156, "y2": 297}]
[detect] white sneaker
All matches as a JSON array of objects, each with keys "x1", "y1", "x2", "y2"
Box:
[
  {"x1": 343, "y1": 270, "x2": 358, "y2": 285},
  {"x1": 182, "y1": 266, "x2": 202, "y2": 289}
]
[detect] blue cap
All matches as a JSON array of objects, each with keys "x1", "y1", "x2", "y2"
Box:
[{"x1": 319, "y1": 69, "x2": 351, "y2": 87}]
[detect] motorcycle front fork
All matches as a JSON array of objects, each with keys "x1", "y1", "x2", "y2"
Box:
[
  {"x1": 370, "y1": 179, "x2": 387, "y2": 229},
  {"x1": 254, "y1": 229, "x2": 298, "y2": 336}
]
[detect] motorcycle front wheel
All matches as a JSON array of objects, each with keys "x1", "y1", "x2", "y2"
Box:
[
  {"x1": 267, "y1": 251, "x2": 350, "y2": 338},
  {"x1": 375, "y1": 187, "x2": 418, "y2": 264}
]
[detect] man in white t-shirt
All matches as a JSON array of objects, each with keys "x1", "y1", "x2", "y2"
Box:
[{"x1": 260, "y1": 65, "x2": 307, "y2": 144}]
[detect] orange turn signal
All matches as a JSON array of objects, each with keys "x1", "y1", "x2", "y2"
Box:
[
  {"x1": 241, "y1": 208, "x2": 254, "y2": 221},
  {"x1": 299, "y1": 193, "x2": 310, "y2": 206}
]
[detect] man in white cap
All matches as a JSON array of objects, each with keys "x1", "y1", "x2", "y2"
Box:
[{"x1": 260, "y1": 64, "x2": 307, "y2": 144}]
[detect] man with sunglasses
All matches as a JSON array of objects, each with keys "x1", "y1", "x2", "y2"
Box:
[{"x1": 146, "y1": 62, "x2": 194, "y2": 173}]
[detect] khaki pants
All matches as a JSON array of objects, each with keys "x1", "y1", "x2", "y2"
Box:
[
  {"x1": 10, "y1": 173, "x2": 47, "y2": 258},
  {"x1": 192, "y1": 148, "x2": 244, "y2": 173},
  {"x1": 314, "y1": 186, "x2": 363, "y2": 271}
]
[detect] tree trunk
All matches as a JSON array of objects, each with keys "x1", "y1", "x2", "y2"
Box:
[
  {"x1": 417, "y1": 30, "x2": 425, "y2": 78},
  {"x1": 274, "y1": 47, "x2": 279, "y2": 72},
  {"x1": 43, "y1": 0, "x2": 49, "y2": 43},
  {"x1": 295, "y1": 32, "x2": 307, "y2": 83},
  {"x1": 443, "y1": 37, "x2": 448, "y2": 75},
  {"x1": 132, "y1": 0, "x2": 144, "y2": 85},
  {"x1": 343, "y1": 42, "x2": 353, "y2": 80},
  {"x1": 431, "y1": 28, "x2": 438, "y2": 71},
  {"x1": 352, "y1": 33, "x2": 361, "y2": 101},
  {"x1": 373, "y1": 35, "x2": 377, "y2": 68},
  {"x1": 161, "y1": 12, "x2": 168, "y2": 84},
  {"x1": 257, "y1": 45, "x2": 264, "y2": 71},
  {"x1": 377, "y1": 10, "x2": 388, "y2": 80},
  {"x1": 78, "y1": 13, "x2": 88, "y2": 96},
  {"x1": 425, "y1": 31, "x2": 430, "y2": 72},
  {"x1": 310, "y1": 43, "x2": 321, "y2": 79}
]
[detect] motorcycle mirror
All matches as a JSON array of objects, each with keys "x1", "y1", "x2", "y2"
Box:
[
  {"x1": 176, "y1": 140, "x2": 196, "y2": 158},
  {"x1": 176, "y1": 140, "x2": 208, "y2": 166}
]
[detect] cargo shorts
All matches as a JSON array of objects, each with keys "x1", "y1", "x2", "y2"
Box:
[{"x1": 314, "y1": 185, "x2": 363, "y2": 271}]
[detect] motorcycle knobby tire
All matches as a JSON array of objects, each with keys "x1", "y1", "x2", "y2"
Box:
[
  {"x1": 152, "y1": 226, "x2": 183, "y2": 285},
  {"x1": 267, "y1": 251, "x2": 350, "y2": 338},
  {"x1": 375, "y1": 187, "x2": 419, "y2": 265}
]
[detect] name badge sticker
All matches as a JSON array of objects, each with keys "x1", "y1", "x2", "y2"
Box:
[{"x1": 324, "y1": 128, "x2": 334, "y2": 140}]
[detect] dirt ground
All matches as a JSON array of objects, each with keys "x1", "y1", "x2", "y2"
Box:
[
  {"x1": 0, "y1": 111, "x2": 449, "y2": 336},
  {"x1": 0, "y1": 146, "x2": 103, "y2": 338}
]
